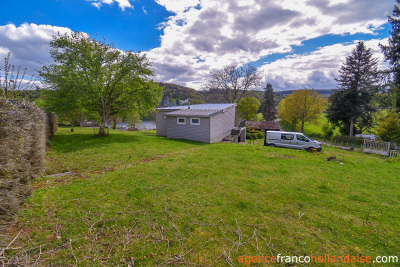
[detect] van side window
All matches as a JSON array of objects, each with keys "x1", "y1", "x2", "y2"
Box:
[
  {"x1": 281, "y1": 134, "x2": 294, "y2": 140},
  {"x1": 296, "y1": 134, "x2": 309, "y2": 142}
]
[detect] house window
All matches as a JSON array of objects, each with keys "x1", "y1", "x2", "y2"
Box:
[
  {"x1": 177, "y1": 117, "x2": 186, "y2": 124},
  {"x1": 190, "y1": 118, "x2": 200, "y2": 125}
]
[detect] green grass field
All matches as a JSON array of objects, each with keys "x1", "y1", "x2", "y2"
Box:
[{"x1": 5, "y1": 127, "x2": 400, "y2": 266}]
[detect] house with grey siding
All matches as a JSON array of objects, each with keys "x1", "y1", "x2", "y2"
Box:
[{"x1": 156, "y1": 103, "x2": 240, "y2": 143}]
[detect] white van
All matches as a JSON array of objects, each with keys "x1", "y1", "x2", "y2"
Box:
[{"x1": 264, "y1": 131, "x2": 322, "y2": 152}]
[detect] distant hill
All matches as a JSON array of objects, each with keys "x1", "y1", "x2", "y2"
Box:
[
  {"x1": 276, "y1": 89, "x2": 334, "y2": 97},
  {"x1": 157, "y1": 83, "x2": 334, "y2": 106},
  {"x1": 158, "y1": 83, "x2": 205, "y2": 106}
]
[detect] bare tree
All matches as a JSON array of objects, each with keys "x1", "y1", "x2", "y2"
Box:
[
  {"x1": 0, "y1": 53, "x2": 36, "y2": 100},
  {"x1": 203, "y1": 64, "x2": 263, "y2": 103}
]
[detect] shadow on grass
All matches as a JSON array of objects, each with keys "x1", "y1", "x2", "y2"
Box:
[
  {"x1": 50, "y1": 132, "x2": 141, "y2": 153},
  {"x1": 49, "y1": 130, "x2": 207, "y2": 154}
]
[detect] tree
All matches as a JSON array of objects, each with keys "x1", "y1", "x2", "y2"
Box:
[
  {"x1": 261, "y1": 83, "x2": 277, "y2": 121},
  {"x1": 237, "y1": 96, "x2": 261, "y2": 121},
  {"x1": 39, "y1": 32, "x2": 163, "y2": 135},
  {"x1": 278, "y1": 89, "x2": 326, "y2": 132},
  {"x1": 0, "y1": 52, "x2": 36, "y2": 100},
  {"x1": 203, "y1": 64, "x2": 263, "y2": 103},
  {"x1": 326, "y1": 41, "x2": 379, "y2": 136},
  {"x1": 380, "y1": 0, "x2": 400, "y2": 111},
  {"x1": 377, "y1": 111, "x2": 400, "y2": 144}
]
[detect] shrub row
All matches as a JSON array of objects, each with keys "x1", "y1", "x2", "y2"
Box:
[
  {"x1": 246, "y1": 128, "x2": 264, "y2": 140},
  {"x1": 0, "y1": 100, "x2": 47, "y2": 230}
]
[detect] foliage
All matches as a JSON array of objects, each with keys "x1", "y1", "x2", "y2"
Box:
[
  {"x1": 326, "y1": 42, "x2": 379, "y2": 136},
  {"x1": 4, "y1": 127, "x2": 400, "y2": 265},
  {"x1": 40, "y1": 89, "x2": 98, "y2": 126},
  {"x1": 377, "y1": 111, "x2": 400, "y2": 144},
  {"x1": 124, "y1": 111, "x2": 142, "y2": 129},
  {"x1": 237, "y1": 96, "x2": 261, "y2": 121},
  {"x1": 39, "y1": 32, "x2": 163, "y2": 135},
  {"x1": 380, "y1": 0, "x2": 400, "y2": 111},
  {"x1": 203, "y1": 64, "x2": 263, "y2": 103},
  {"x1": 321, "y1": 123, "x2": 335, "y2": 141},
  {"x1": 278, "y1": 89, "x2": 327, "y2": 132},
  {"x1": 0, "y1": 53, "x2": 36, "y2": 100},
  {"x1": 261, "y1": 83, "x2": 277, "y2": 121},
  {"x1": 159, "y1": 83, "x2": 205, "y2": 105},
  {"x1": 246, "y1": 128, "x2": 264, "y2": 139}
]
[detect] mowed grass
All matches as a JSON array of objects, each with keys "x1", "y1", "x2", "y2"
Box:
[{"x1": 6, "y1": 128, "x2": 400, "y2": 266}]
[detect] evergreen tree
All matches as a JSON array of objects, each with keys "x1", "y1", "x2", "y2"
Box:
[
  {"x1": 326, "y1": 41, "x2": 379, "y2": 136},
  {"x1": 380, "y1": 0, "x2": 400, "y2": 111},
  {"x1": 261, "y1": 83, "x2": 277, "y2": 121}
]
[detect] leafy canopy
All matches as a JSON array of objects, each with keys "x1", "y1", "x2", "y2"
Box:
[
  {"x1": 237, "y1": 96, "x2": 261, "y2": 121},
  {"x1": 278, "y1": 89, "x2": 326, "y2": 132},
  {"x1": 377, "y1": 112, "x2": 400, "y2": 144},
  {"x1": 39, "y1": 31, "x2": 162, "y2": 135}
]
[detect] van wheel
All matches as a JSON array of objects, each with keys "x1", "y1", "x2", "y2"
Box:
[
  {"x1": 270, "y1": 144, "x2": 275, "y2": 147},
  {"x1": 305, "y1": 147, "x2": 311, "y2": 152}
]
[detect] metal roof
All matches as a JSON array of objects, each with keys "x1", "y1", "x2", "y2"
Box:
[
  {"x1": 164, "y1": 109, "x2": 221, "y2": 117},
  {"x1": 157, "y1": 103, "x2": 236, "y2": 111}
]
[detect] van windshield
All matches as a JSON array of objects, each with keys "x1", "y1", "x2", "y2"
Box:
[
  {"x1": 296, "y1": 134, "x2": 309, "y2": 142},
  {"x1": 302, "y1": 134, "x2": 314, "y2": 141}
]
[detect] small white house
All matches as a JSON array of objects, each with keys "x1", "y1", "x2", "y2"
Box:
[{"x1": 156, "y1": 103, "x2": 239, "y2": 143}]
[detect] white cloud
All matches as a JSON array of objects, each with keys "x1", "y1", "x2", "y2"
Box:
[
  {"x1": 87, "y1": 0, "x2": 133, "y2": 11},
  {"x1": 0, "y1": 23, "x2": 71, "y2": 77},
  {"x1": 148, "y1": 0, "x2": 393, "y2": 89},
  {"x1": 260, "y1": 38, "x2": 389, "y2": 90},
  {"x1": 155, "y1": 0, "x2": 200, "y2": 14},
  {"x1": 91, "y1": 2, "x2": 102, "y2": 9}
]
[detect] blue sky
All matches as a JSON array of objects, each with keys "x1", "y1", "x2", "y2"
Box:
[{"x1": 0, "y1": 0, "x2": 395, "y2": 90}]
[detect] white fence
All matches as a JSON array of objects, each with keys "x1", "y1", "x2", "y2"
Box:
[
  {"x1": 363, "y1": 140, "x2": 391, "y2": 157},
  {"x1": 390, "y1": 150, "x2": 400, "y2": 158}
]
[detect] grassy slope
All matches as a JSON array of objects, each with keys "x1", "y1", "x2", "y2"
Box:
[{"x1": 7, "y1": 128, "x2": 400, "y2": 266}]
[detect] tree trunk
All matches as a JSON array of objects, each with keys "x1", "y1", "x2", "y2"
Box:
[
  {"x1": 113, "y1": 118, "x2": 116, "y2": 130},
  {"x1": 349, "y1": 117, "x2": 355, "y2": 136},
  {"x1": 98, "y1": 117, "x2": 107, "y2": 136},
  {"x1": 301, "y1": 120, "x2": 305, "y2": 133}
]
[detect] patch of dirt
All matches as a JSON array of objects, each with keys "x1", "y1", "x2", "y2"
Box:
[
  {"x1": 265, "y1": 153, "x2": 299, "y2": 159},
  {"x1": 139, "y1": 154, "x2": 170, "y2": 163}
]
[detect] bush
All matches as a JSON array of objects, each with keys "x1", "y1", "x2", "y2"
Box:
[
  {"x1": 246, "y1": 128, "x2": 264, "y2": 140},
  {"x1": 321, "y1": 123, "x2": 335, "y2": 140},
  {"x1": 377, "y1": 112, "x2": 400, "y2": 144},
  {"x1": 332, "y1": 135, "x2": 364, "y2": 146},
  {"x1": 0, "y1": 100, "x2": 47, "y2": 230}
]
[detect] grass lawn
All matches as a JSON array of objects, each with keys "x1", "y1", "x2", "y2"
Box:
[{"x1": 4, "y1": 127, "x2": 400, "y2": 266}]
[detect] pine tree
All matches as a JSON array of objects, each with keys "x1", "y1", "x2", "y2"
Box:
[
  {"x1": 261, "y1": 83, "x2": 277, "y2": 121},
  {"x1": 380, "y1": 0, "x2": 400, "y2": 111},
  {"x1": 326, "y1": 41, "x2": 379, "y2": 136}
]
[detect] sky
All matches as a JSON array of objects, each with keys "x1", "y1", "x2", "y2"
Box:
[{"x1": 0, "y1": 0, "x2": 395, "y2": 91}]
